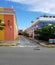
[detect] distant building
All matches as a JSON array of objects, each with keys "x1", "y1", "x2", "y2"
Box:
[
  {"x1": 25, "y1": 16, "x2": 55, "y2": 38},
  {"x1": 18, "y1": 30, "x2": 23, "y2": 35},
  {"x1": 0, "y1": 7, "x2": 18, "y2": 40}
]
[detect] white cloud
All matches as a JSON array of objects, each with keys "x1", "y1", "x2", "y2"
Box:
[
  {"x1": 7, "y1": 0, "x2": 55, "y2": 14},
  {"x1": 7, "y1": 0, "x2": 39, "y2": 4}
]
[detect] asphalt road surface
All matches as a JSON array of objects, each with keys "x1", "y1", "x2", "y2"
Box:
[
  {"x1": 19, "y1": 35, "x2": 39, "y2": 46},
  {"x1": 0, "y1": 47, "x2": 55, "y2": 65}
]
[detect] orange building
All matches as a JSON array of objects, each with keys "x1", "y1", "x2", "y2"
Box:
[{"x1": 0, "y1": 7, "x2": 18, "y2": 40}]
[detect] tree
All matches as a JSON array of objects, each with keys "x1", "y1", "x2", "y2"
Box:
[
  {"x1": 0, "y1": 20, "x2": 5, "y2": 30},
  {"x1": 22, "y1": 31, "x2": 29, "y2": 37},
  {"x1": 34, "y1": 24, "x2": 55, "y2": 41},
  {"x1": 43, "y1": 14, "x2": 48, "y2": 17},
  {"x1": 31, "y1": 21, "x2": 34, "y2": 23}
]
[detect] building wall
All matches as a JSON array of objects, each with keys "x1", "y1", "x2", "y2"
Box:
[
  {"x1": 13, "y1": 14, "x2": 18, "y2": 40},
  {"x1": 0, "y1": 7, "x2": 18, "y2": 40},
  {"x1": 4, "y1": 8, "x2": 14, "y2": 12},
  {"x1": 4, "y1": 14, "x2": 14, "y2": 40},
  {"x1": 25, "y1": 17, "x2": 55, "y2": 38},
  {"x1": 38, "y1": 21, "x2": 55, "y2": 28},
  {"x1": 0, "y1": 8, "x2": 4, "y2": 40}
]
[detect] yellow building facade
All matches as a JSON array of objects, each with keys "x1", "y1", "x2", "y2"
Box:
[
  {"x1": 0, "y1": 8, "x2": 4, "y2": 40},
  {"x1": 0, "y1": 7, "x2": 18, "y2": 40}
]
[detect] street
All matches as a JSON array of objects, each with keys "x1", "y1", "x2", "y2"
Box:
[
  {"x1": 0, "y1": 47, "x2": 55, "y2": 65},
  {"x1": 0, "y1": 36, "x2": 55, "y2": 65},
  {"x1": 19, "y1": 35, "x2": 39, "y2": 46}
]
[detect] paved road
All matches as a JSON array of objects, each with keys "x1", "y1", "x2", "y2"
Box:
[
  {"x1": 19, "y1": 35, "x2": 39, "y2": 46},
  {"x1": 0, "y1": 47, "x2": 55, "y2": 65}
]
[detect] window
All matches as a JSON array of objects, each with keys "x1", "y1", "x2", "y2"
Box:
[{"x1": 8, "y1": 20, "x2": 10, "y2": 25}]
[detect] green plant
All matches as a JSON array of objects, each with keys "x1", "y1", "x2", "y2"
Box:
[
  {"x1": 34, "y1": 24, "x2": 55, "y2": 41},
  {"x1": 0, "y1": 20, "x2": 5, "y2": 30},
  {"x1": 22, "y1": 32, "x2": 29, "y2": 37}
]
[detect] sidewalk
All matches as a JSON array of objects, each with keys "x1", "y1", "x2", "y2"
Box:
[
  {"x1": 40, "y1": 42, "x2": 55, "y2": 48},
  {"x1": 0, "y1": 37, "x2": 20, "y2": 46},
  {"x1": 28, "y1": 37, "x2": 55, "y2": 48}
]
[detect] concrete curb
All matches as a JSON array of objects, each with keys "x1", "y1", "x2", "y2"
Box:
[
  {"x1": 0, "y1": 36, "x2": 21, "y2": 46},
  {"x1": 0, "y1": 43, "x2": 17, "y2": 46},
  {"x1": 40, "y1": 43, "x2": 55, "y2": 48},
  {"x1": 26, "y1": 36, "x2": 55, "y2": 48},
  {"x1": 23, "y1": 36, "x2": 55, "y2": 48},
  {"x1": 17, "y1": 45, "x2": 38, "y2": 48},
  {"x1": 0, "y1": 40, "x2": 20, "y2": 46}
]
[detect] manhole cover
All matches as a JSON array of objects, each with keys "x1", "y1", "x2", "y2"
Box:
[{"x1": 33, "y1": 48, "x2": 40, "y2": 50}]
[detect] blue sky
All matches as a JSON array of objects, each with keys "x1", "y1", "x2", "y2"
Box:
[{"x1": 0, "y1": 0, "x2": 55, "y2": 30}]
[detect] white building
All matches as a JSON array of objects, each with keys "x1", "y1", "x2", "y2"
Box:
[{"x1": 25, "y1": 16, "x2": 55, "y2": 38}]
